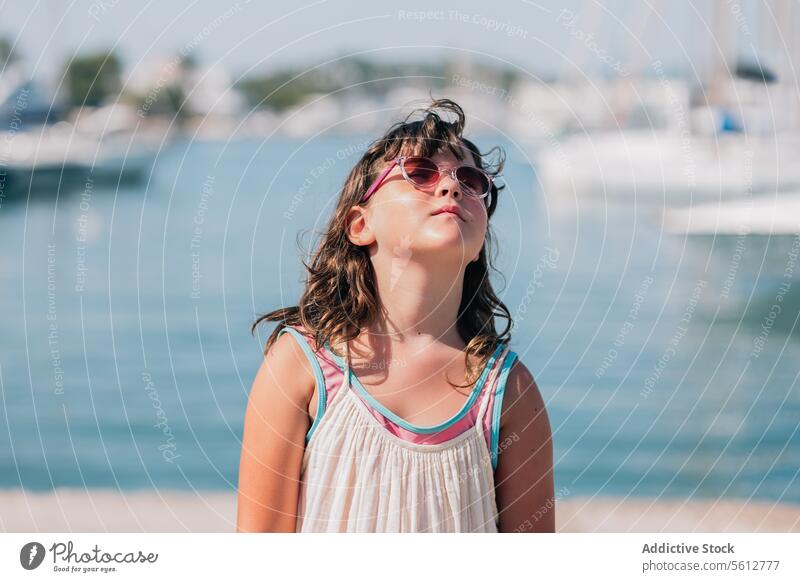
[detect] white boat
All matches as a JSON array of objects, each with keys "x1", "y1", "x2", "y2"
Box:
[
  {"x1": 663, "y1": 191, "x2": 800, "y2": 236},
  {"x1": 535, "y1": 129, "x2": 800, "y2": 211},
  {"x1": 0, "y1": 117, "x2": 158, "y2": 194}
]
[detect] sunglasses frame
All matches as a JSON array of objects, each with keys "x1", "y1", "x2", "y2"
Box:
[{"x1": 360, "y1": 156, "x2": 495, "y2": 204}]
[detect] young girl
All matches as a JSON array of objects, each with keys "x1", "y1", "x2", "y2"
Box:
[{"x1": 237, "y1": 99, "x2": 554, "y2": 533}]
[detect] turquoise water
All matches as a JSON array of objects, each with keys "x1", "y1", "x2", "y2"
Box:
[{"x1": 1, "y1": 135, "x2": 798, "y2": 503}]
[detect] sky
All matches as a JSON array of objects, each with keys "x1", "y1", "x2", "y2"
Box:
[{"x1": 0, "y1": 0, "x2": 783, "y2": 85}]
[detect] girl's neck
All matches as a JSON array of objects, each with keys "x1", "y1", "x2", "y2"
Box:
[{"x1": 367, "y1": 257, "x2": 466, "y2": 350}]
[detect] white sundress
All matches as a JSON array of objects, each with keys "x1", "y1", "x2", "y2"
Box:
[{"x1": 284, "y1": 331, "x2": 518, "y2": 533}]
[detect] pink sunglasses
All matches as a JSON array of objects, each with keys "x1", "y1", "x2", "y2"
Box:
[{"x1": 360, "y1": 156, "x2": 494, "y2": 204}]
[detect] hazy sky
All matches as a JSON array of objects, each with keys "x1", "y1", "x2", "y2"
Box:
[{"x1": 0, "y1": 0, "x2": 778, "y2": 83}]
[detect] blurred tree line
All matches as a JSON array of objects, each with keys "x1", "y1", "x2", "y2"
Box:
[
  {"x1": 1, "y1": 39, "x2": 520, "y2": 115},
  {"x1": 0, "y1": 37, "x2": 19, "y2": 65},
  {"x1": 235, "y1": 56, "x2": 519, "y2": 112},
  {"x1": 63, "y1": 51, "x2": 122, "y2": 107}
]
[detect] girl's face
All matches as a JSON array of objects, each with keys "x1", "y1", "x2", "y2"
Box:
[{"x1": 355, "y1": 146, "x2": 489, "y2": 265}]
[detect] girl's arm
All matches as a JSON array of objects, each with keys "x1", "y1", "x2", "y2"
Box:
[
  {"x1": 236, "y1": 332, "x2": 314, "y2": 532},
  {"x1": 494, "y1": 362, "x2": 556, "y2": 533}
]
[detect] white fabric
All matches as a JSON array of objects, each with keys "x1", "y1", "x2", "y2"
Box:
[{"x1": 295, "y1": 346, "x2": 510, "y2": 533}]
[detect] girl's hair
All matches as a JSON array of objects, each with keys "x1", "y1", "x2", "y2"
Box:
[{"x1": 251, "y1": 98, "x2": 512, "y2": 387}]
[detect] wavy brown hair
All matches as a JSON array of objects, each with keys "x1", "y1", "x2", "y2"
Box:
[{"x1": 251, "y1": 98, "x2": 513, "y2": 387}]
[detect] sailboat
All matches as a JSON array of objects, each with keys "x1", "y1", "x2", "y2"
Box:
[{"x1": 532, "y1": 1, "x2": 800, "y2": 211}]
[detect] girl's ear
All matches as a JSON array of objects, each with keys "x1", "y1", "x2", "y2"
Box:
[{"x1": 345, "y1": 206, "x2": 376, "y2": 246}]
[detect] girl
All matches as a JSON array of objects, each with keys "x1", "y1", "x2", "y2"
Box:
[{"x1": 237, "y1": 99, "x2": 554, "y2": 533}]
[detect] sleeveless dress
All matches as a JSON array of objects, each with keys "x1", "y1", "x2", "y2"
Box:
[{"x1": 277, "y1": 325, "x2": 519, "y2": 533}]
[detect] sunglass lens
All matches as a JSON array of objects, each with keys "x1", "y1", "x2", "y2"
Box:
[
  {"x1": 402, "y1": 157, "x2": 439, "y2": 187},
  {"x1": 455, "y1": 166, "x2": 490, "y2": 197}
]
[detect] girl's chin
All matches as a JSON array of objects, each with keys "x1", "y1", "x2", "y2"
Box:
[
  {"x1": 409, "y1": 233, "x2": 479, "y2": 257},
  {"x1": 431, "y1": 225, "x2": 476, "y2": 242}
]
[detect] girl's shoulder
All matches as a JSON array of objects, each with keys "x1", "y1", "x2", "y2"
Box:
[
  {"x1": 263, "y1": 325, "x2": 318, "y2": 401},
  {"x1": 497, "y1": 357, "x2": 548, "y2": 432}
]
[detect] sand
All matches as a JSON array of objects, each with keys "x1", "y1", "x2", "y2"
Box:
[{"x1": 1, "y1": 489, "x2": 798, "y2": 532}]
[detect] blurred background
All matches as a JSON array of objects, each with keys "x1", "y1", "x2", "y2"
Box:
[{"x1": 1, "y1": 0, "x2": 799, "y2": 532}]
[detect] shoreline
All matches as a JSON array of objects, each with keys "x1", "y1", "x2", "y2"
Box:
[{"x1": 1, "y1": 488, "x2": 798, "y2": 532}]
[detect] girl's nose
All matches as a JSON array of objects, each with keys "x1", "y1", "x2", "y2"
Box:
[{"x1": 435, "y1": 173, "x2": 462, "y2": 199}]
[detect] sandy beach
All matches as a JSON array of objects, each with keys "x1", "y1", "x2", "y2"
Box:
[{"x1": 1, "y1": 489, "x2": 798, "y2": 532}]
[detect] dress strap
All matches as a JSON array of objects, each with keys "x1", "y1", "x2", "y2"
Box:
[
  {"x1": 340, "y1": 340, "x2": 354, "y2": 396},
  {"x1": 475, "y1": 344, "x2": 510, "y2": 424},
  {"x1": 489, "y1": 349, "x2": 518, "y2": 470},
  {"x1": 475, "y1": 344, "x2": 519, "y2": 471},
  {"x1": 276, "y1": 325, "x2": 327, "y2": 443},
  {"x1": 320, "y1": 338, "x2": 354, "y2": 395}
]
